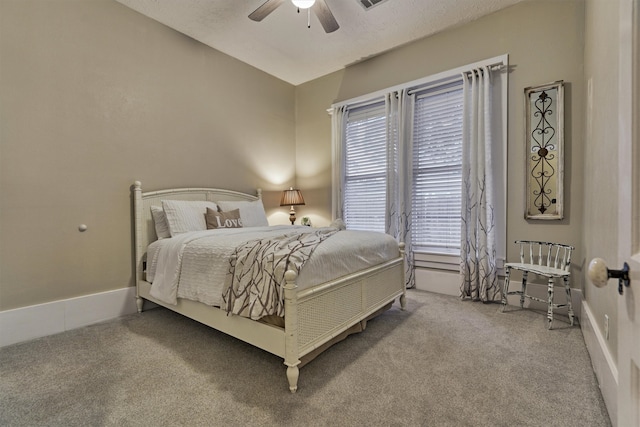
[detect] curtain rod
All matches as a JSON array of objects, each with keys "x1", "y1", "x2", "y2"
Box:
[
  {"x1": 463, "y1": 63, "x2": 506, "y2": 77},
  {"x1": 407, "y1": 62, "x2": 506, "y2": 96},
  {"x1": 330, "y1": 54, "x2": 509, "y2": 110}
]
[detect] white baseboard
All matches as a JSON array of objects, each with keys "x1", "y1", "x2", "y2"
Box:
[
  {"x1": 0, "y1": 287, "x2": 138, "y2": 348},
  {"x1": 581, "y1": 301, "x2": 617, "y2": 426}
]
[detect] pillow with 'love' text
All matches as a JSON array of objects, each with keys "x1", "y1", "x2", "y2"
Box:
[{"x1": 205, "y1": 208, "x2": 243, "y2": 229}]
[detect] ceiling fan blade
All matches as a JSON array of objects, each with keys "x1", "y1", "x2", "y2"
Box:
[
  {"x1": 312, "y1": 0, "x2": 339, "y2": 33},
  {"x1": 249, "y1": 0, "x2": 286, "y2": 22}
]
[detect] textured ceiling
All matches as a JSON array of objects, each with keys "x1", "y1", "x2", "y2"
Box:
[{"x1": 116, "y1": 0, "x2": 526, "y2": 85}]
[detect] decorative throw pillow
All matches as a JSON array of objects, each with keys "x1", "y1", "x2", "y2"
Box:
[
  {"x1": 161, "y1": 200, "x2": 218, "y2": 236},
  {"x1": 205, "y1": 208, "x2": 243, "y2": 229},
  {"x1": 150, "y1": 206, "x2": 171, "y2": 239},
  {"x1": 216, "y1": 199, "x2": 268, "y2": 227}
]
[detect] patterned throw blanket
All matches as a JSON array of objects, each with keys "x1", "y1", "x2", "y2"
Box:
[{"x1": 222, "y1": 228, "x2": 338, "y2": 320}]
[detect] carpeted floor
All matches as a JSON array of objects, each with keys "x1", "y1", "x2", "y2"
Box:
[{"x1": 0, "y1": 290, "x2": 610, "y2": 426}]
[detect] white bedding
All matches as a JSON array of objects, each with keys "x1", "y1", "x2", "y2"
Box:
[{"x1": 146, "y1": 225, "x2": 399, "y2": 308}]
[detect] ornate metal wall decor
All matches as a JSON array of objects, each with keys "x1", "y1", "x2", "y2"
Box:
[{"x1": 524, "y1": 81, "x2": 564, "y2": 220}]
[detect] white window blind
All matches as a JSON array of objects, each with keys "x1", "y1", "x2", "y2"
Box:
[
  {"x1": 411, "y1": 81, "x2": 463, "y2": 253},
  {"x1": 343, "y1": 101, "x2": 387, "y2": 232}
]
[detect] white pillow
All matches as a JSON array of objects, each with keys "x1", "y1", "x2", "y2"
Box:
[
  {"x1": 216, "y1": 199, "x2": 268, "y2": 227},
  {"x1": 150, "y1": 206, "x2": 171, "y2": 239},
  {"x1": 161, "y1": 200, "x2": 218, "y2": 236}
]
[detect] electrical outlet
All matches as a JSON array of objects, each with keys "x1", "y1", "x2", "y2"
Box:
[{"x1": 604, "y1": 315, "x2": 609, "y2": 340}]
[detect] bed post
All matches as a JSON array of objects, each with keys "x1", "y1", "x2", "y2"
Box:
[
  {"x1": 283, "y1": 269, "x2": 300, "y2": 393},
  {"x1": 399, "y1": 242, "x2": 407, "y2": 310},
  {"x1": 133, "y1": 181, "x2": 144, "y2": 313}
]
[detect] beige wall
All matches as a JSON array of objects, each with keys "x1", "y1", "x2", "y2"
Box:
[
  {"x1": 295, "y1": 0, "x2": 586, "y2": 282},
  {"x1": 0, "y1": 0, "x2": 296, "y2": 310},
  {"x1": 583, "y1": 0, "x2": 620, "y2": 360}
]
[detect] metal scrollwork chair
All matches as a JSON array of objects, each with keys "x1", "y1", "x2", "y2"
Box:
[{"x1": 501, "y1": 240, "x2": 575, "y2": 329}]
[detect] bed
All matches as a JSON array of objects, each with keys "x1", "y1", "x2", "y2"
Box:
[{"x1": 132, "y1": 181, "x2": 406, "y2": 392}]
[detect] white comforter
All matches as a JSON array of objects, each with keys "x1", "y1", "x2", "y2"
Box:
[{"x1": 147, "y1": 225, "x2": 399, "y2": 308}]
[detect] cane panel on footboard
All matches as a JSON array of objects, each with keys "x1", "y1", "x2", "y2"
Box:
[{"x1": 296, "y1": 260, "x2": 404, "y2": 356}]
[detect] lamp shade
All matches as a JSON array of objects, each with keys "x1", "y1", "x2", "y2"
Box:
[{"x1": 280, "y1": 188, "x2": 305, "y2": 206}]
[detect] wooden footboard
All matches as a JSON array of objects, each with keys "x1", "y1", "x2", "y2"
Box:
[
  {"x1": 295, "y1": 256, "x2": 405, "y2": 356},
  {"x1": 283, "y1": 254, "x2": 405, "y2": 392}
]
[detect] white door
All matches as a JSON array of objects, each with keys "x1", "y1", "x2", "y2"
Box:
[{"x1": 617, "y1": 0, "x2": 640, "y2": 424}]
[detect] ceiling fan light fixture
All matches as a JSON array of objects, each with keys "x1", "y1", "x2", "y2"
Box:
[
  {"x1": 291, "y1": 0, "x2": 315, "y2": 10},
  {"x1": 249, "y1": 0, "x2": 338, "y2": 33}
]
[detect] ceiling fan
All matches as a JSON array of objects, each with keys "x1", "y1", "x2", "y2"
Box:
[{"x1": 249, "y1": 0, "x2": 340, "y2": 33}]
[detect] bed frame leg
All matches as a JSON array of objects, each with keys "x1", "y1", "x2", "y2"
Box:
[
  {"x1": 283, "y1": 270, "x2": 301, "y2": 393},
  {"x1": 136, "y1": 297, "x2": 144, "y2": 313},
  {"x1": 285, "y1": 363, "x2": 300, "y2": 393}
]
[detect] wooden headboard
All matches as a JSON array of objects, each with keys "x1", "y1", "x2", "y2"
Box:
[{"x1": 132, "y1": 181, "x2": 262, "y2": 287}]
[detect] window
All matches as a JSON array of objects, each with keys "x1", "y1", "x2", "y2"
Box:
[
  {"x1": 411, "y1": 82, "x2": 463, "y2": 253},
  {"x1": 340, "y1": 82, "x2": 465, "y2": 252},
  {"x1": 343, "y1": 101, "x2": 387, "y2": 233}
]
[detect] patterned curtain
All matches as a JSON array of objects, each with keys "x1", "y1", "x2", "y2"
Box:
[
  {"x1": 385, "y1": 91, "x2": 415, "y2": 289},
  {"x1": 460, "y1": 67, "x2": 499, "y2": 302}
]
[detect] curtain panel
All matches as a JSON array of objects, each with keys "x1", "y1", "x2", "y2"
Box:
[
  {"x1": 459, "y1": 67, "x2": 499, "y2": 302},
  {"x1": 385, "y1": 91, "x2": 415, "y2": 289}
]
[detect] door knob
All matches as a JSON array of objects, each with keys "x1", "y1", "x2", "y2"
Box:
[{"x1": 588, "y1": 258, "x2": 631, "y2": 295}]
